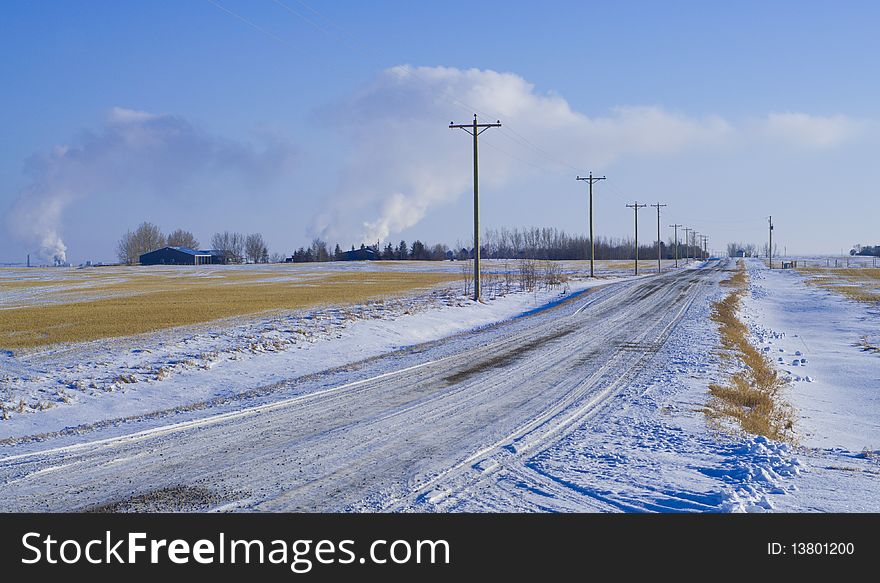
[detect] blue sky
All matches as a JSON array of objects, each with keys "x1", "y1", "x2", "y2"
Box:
[{"x1": 2, "y1": 0, "x2": 879, "y2": 263}]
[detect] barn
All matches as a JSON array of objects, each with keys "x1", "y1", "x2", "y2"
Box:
[
  {"x1": 139, "y1": 246, "x2": 214, "y2": 265},
  {"x1": 341, "y1": 247, "x2": 378, "y2": 261}
]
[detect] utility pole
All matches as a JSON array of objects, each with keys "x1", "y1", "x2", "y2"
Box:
[
  {"x1": 682, "y1": 227, "x2": 691, "y2": 265},
  {"x1": 702, "y1": 235, "x2": 708, "y2": 260},
  {"x1": 450, "y1": 114, "x2": 501, "y2": 300},
  {"x1": 669, "y1": 224, "x2": 682, "y2": 268},
  {"x1": 626, "y1": 202, "x2": 647, "y2": 275},
  {"x1": 576, "y1": 172, "x2": 605, "y2": 277},
  {"x1": 768, "y1": 216, "x2": 774, "y2": 269},
  {"x1": 693, "y1": 232, "x2": 700, "y2": 261},
  {"x1": 650, "y1": 203, "x2": 667, "y2": 274}
]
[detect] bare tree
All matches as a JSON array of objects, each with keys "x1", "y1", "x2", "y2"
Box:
[
  {"x1": 167, "y1": 229, "x2": 200, "y2": 250},
  {"x1": 311, "y1": 238, "x2": 330, "y2": 262},
  {"x1": 460, "y1": 260, "x2": 472, "y2": 297},
  {"x1": 211, "y1": 231, "x2": 245, "y2": 263},
  {"x1": 117, "y1": 222, "x2": 165, "y2": 265},
  {"x1": 503, "y1": 261, "x2": 514, "y2": 294},
  {"x1": 245, "y1": 233, "x2": 269, "y2": 263},
  {"x1": 541, "y1": 261, "x2": 565, "y2": 289},
  {"x1": 117, "y1": 231, "x2": 138, "y2": 265},
  {"x1": 726, "y1": 242, "x2": 757, "y2": 258},
  {"x1": 517, "y1": 259, "x2": 537, "y2": 292}
]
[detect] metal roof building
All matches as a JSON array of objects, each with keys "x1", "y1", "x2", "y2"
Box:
[
  {"x1": 341, "y1": 248, "x2": 379, "y2": 261},
  {"x1": 139, "y1": 246, "x2": 215, "y2": 265}
]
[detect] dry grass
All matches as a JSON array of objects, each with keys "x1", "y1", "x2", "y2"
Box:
[
  {"x1": 797, "y1": 267, "x2": 880, "y2": 304},
  {"x1": 0, "y1": 279, "x2": 82, "y2": 289},
  {"x1": 0, "y1": 271, "x2": 457, "y2": 350},
  {"x1": 704, "y1": 260, "x2": 795, "y2": 441},
  {"x1": 856, "y1": 337, "x2": 880, "y2": 354}
]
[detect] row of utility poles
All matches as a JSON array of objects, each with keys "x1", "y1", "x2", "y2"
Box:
[
  {"x1": 450, "y1": 114, "x2": 712, "y2": 300},
  {"x1": 622, "y1": 201, "x2": 708, "y2": 275}
]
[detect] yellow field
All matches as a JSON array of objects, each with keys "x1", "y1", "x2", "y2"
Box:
[
  {"x1": 796, "y1": 267, "x2": 880, "y2": 303},
  {"x1": 0, "y1": 268, "x2": 457, "y2": 351}
]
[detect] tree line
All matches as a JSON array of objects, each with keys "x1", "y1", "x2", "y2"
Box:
[
  {"x1": 117, "y1": 222, "x2": 271, "y2": 264},
  {"x1": 480, "y1": 227, "x2": 700, "y2": 260},
  {"x1": 725, "y1": 242, "x2": 758, "y2": 257},
  {"x1": 287, "y1": 239, "x2": 452, "y2": 262},
  {"x1": 291, "y1": 227, "x2": 706, "y2": 263},
  {"x1": 117, "y1": 222, "x2": 711, "y2": 266}
]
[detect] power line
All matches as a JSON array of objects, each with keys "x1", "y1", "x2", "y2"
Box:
[
  {"x1": 576, "y1": 172, "x2": 606, "y2": 277},
  {"x1": 496, "y1": 126, "x2": 582, "y2": 173},
  {"x1": 669, "y1": 223, "x2": 682, "y2": 268},
  {"x1": 650, "y1": 203, "x2": 667, "y2": 274},
  {"x1": 450, "y1": 114, "x2": 502, "y2": 301},
  {"x1": 270, "y1": 0, "x2": 336, "y2": 39},
  {"x1": 682, "y1": 227, "x2": 692, "y2": 265},
  {"x1": 625, "y1": 202, "x2": 647, "y2": 275},
  {"x1": 603, "y1": 178, "x2": 637, "y2": 201},
  {"x1": 479, "y1": 137, "x2": 554, "y2": 174},
  {"x1": 206, "y1": 0, "x2": 290, "y2": 45}
]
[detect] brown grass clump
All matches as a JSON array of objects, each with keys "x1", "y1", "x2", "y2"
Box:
[
  {"x1": 0, "y1": 271, "x2": 457, "y2": 350},
  {"x1": 855, "y1": 337, "x2": 880, "y2": 354},
  {"x1": 704, "y1": 260, "x2": 795, "y2": 441}
]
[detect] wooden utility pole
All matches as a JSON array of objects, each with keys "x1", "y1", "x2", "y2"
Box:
[
  {"x1": 650, "y1": 203, "x2": 667, "y2": 274},
  {"x1": 768, "y1": 215, "x2": 774, "y2": 269},
  {"x1": 449, "y1": 114, "x2": 501, "y2": 300},
  {"x1": 576, "y1": 172, "x2": 605, "y2": 277},
  {"x1": 702, "y1": 235, "x2": 709, "y2": 260},
  {"x1": 682, "y1": 227, "x2": 691, "y2": 265},
  {"x1": 626, "y1": 202, "x2": 647, "y2": 275},
  {"x1": 669, "y1": 224, "x2": 682, "y2": 268}
]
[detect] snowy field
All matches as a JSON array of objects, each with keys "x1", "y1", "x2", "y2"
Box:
[
  {"x1": 0, "y1": 258, "x2": 877, "y2": 512},
  {"x1": 741, "y1": 260, "x2": 880, "y2": 511},
  {"x1": 0, "y1": 260, "x2": 638, "y2": 440}
]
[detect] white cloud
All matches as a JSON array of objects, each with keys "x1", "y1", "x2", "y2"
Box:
[
  {"x1": 312, "y1": 65, "x2": 733, "y2": 243},
  {"x1": 107, "y1": 107, "x2": 161, "y2": 124},
  {"x1": 762, "y1": 112, "x2": 861, "y2": 148}
]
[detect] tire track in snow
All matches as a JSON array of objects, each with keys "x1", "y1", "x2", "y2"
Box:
[{"x1": 385, "y1": 277, "x2": 704, "y2": 511}]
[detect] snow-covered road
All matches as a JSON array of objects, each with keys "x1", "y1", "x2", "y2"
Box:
[{"x1": 0, "y1": 264, "x2": 724, "y2": 511}]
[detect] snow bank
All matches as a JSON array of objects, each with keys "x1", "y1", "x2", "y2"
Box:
[{"x1": 714, "y1": 436, "x2": 801, "y2": 512}]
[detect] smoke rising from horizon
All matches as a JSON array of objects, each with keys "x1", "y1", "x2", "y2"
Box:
[{"x1": 6, "y1": 107, "x2": 295, "y2": 262}]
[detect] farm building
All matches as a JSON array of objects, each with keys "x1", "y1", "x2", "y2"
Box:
[
  {"x1": 201, "y1": 249, "x2": 232, "y2": 264},
  {"x1": 139, "y1": 246, "x2": 216, "y2": 265},
  {"x1": 341, "y1": 247, "x2": 378, "y2": 261}
]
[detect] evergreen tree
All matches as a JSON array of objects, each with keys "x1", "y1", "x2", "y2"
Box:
[{"x1": 410, "y1": 240, "x2": 426, "y2": 260}]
